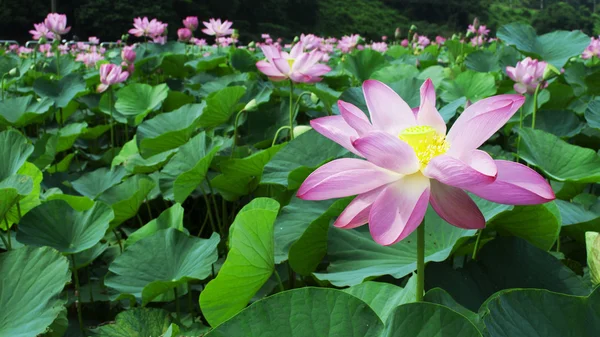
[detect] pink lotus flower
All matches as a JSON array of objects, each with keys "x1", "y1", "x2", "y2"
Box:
[
  {"x1": 370, "y1": 42, "x2": 388, "y2": 53},
  {"x1": 506, "y1": 57, "x2": 548, "y2": 94},
  {"x1": 121, "y1": 46, "x2": 136, "y2": 64},
  {"x1": 18, "y1": 47, "x2": 33, "y2": 55},
  {"x1": 417, "y1": 35, "x2": 430, "y2": 48},
  {"x1": 467, "y1": 24, "x2": 477, "y2": 35},
  {"x1": 129, "y1": 17, "x2": 167, "y2": 38},
  {"x1": 382, "y1": 36, "x2": 388, "y2": 41},
  {"x1": 152, "y1": 36, "x2": 167, "y2": 45},
  {"x1": 44, "y1": 13, "x2": 71, "y2": 36},
  {"x1": 97, "y1": 64, "x2": 129, "y2": 93},
  {"x1": 217, "y1": 36, "x2": 236, "y2": 47},
  {"x1": 300, "y1": 34, "x2": 322, "y2": 50},
  {"x1": 471, "y1": 35, "x2": 485, "y2": 47},
  {"x1": 191, "y1": 38, "x2": 207, "y2": 47},
  {"x1": 338, "y1": 34, "x2": 360, "y2": 53},
  {"x1": 88, "y1": 36, "x2": 99, "y2": 45},
  {"x1": 178, "y1": 28, "x2": 192, "y2": 42},
  {"x1": 182, "y1": 16, "x2": 199, "y2": 31},
  {"x1": 202, "y1": 18, "x2": 234, "y2": 37},
  {"x1": 478, "y1": 25, "x2": 490, "y2": 36},
  {"x1": 29, "y1": 23, "x2": 55, "y2": 40},
  {"x1": 401, "y1": 39, "x2": 409, "y2": 47},
  {"x1": 435, "y1": 36, "x2": 446, "y2": 45},
  {"x1": 297, "y1": 79, "x2": 554, "y2": 245},
  {"x1": 76, "y1": 52, "x2": 104, "y2": 67},
  {"x1": 261, "y1": 34, "x2": 271, "y2": 39},
  {"x1": 256, "y1": 41, "x2": 331, "y2": 83},
  {"x1": 39, "y1": 44, "x2": 52, "y2": 53},
  {"x1": 582, "y1": 37, "x2": 600, "y2": 59}
]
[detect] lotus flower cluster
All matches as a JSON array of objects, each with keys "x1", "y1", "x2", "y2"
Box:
[
  {"x1": 583, "y1": 37, "x2": 600, "y2": 59},
  {"x1": 29, "y1": 13, "x2": 71, "y2": 40},
  {"x1": 128, "y1": 17, "x2": 168, "y2": 44},
  {"x1": 256, "y1": 41, "x2": 331, "y2": 83},
  {"x1": 298, "y1": 79, "x2": 554, "y2": 245},
  {"x1": 97, "y1": 64, "x2": 129, "y2": 93},
  {"x1": 202, "y1": 18, "x2": 234, "y2": 37},
  {"x1": 338, "y1": 34, "x2": 361, "y2": 53},
  {"x1": 506, "y1": 57, "x2": 548, "y2": 94}
]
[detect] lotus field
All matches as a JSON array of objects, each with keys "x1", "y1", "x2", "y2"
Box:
[{"x1": 1, "y1": 12, "x2": 600, "y2": 337}]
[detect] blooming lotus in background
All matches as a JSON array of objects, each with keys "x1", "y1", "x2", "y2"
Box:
[
  {"x1": 471, "y1": 35, "x2": 485, "y2": 47},
  {"x1": 370, "y1": 42, "x2": 388, "y2": 53},
  {"x1": 191, "y1": 38, "x2": 207, "y2": 47},
  {"x1": 129, "y1": 17, "x2": 167, "y2": 38},
  {"x1": 401, "y1": 39, "x2": 409, "y2": 47},
  {"x1": 256, "y1": 41, "x2": 331, "y2": 83},
  {"x1": 76, "y1": 52, "x2": 104, "y2": 68},
  {"x1": 152, "y1": 36, "x2": 167, "y2": 45},
  {"x1": 506, "y1": 57, "x2": 548, "y2": 94},
  {"x1": 29, "y1": 22, "x2": 54, "y2": 40},
  {"x1": 18, "y1": 47, "x2": 33, "y2": 56},
  {"x1": 435, "y1": 36, "x2": 446, "y2": 45},
  {"x1": 416, "y1": 35, "x2": 430, "y2": 48},
  {"x1": 382, "y1": 36, "x2": 388, "y2": 41},
  {"x1": 338, "y1": 34, "x2": 360, "y2": 53},
  {"x1": 88, "y1": 36, "x2": 99, "y2": 44},
  {"x1": 217, "y1": 37, "x2": 237, "y2": 47},
  {"x1": 300, "y1": 34, "x2": 322, "y2": 50},
  {"x1": 44, "y1": 13, "x2": 70, "y2": 37},
  {"x1": 97, "y1": 64, "x2": 129, "y2": 93},
  {"x1": 202, "y1": 18, "x2": 234, "y2": 37},
  {"x1": 178, "y1": 28, "x2": 192, "y2": 42},
  {"x1": 121, "y1": 46, "x2": 136, "y2": 63},
  {"x1": 478, "y1": 25, "x2": 490, "y2": 36},
  {"x1": 182, "y1": 16, "x2": 199, "y2": 31},
  {"x1": 298, "y1": 79, "x2": 554, "y2": 245},
  {"x1": 583, "y1": 37, "x2": 600, "y2": 59},
  {"x1": 39, "y1": 44, "x2": 52, "y2": 53}
]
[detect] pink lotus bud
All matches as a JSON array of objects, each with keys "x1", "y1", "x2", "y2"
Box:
[
  {"x1": 97, "y1": 63, "x2": 129, "y2": 93},
  {"x1": 44, "y1": 13, "x2": 71, "y2": 36},
  {"x1": 381, "y1": 36, "x2": 387, "y2": 41},
  {"x1": 121, "y1": 46, "x2": 136, "y2": 64},
  {"x1": 401, "y1": 39, "x2": 409, "y2": 47},
  {"x1": 394, "y1": 28, "x2": 401, "y2": 39},
  {"x1": 182, "y1": 16, "x2": 199, "y2": 31},
  {"x1": 88, "y1": 36, "x2": 99, "y2": 45},
  {"x1": 178, "y1": 28, "x2": 192, "y2": 42}
]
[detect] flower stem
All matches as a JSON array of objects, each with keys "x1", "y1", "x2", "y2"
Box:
[
  {"x1": 289, "y1": 80, "x2": 295, "y2": 140},
  {"x1": 472, "y1": 229, "x2": 483, "y2": 260},
  {"x1": 108, "y1": 88, "x2": 115, "y2": 159},
  {"x1": 516, "y1": 106, "x2": 524, "y2": 161},
  {"x1": 4, "y1": 217, "x2": 11, "y2": 250},
  {"x1": 272, "y1": 126, "x2": 291, "y2": 146},
  {"x1": 273, "y1": 269, "x2": 285, "y2": 293},
  {"x1": 113, "y1": 229, "x2": 123, "y2": 253},
  {"x1": 70, "y1": 255, "x2": 84, "y2": 333},
  {"x1": 231, "y1": 109, "x2": 246, "y2": 158},
  {"x1": 531, "y1": 84, "x2": 541, "y2": 130},
  {"x1": 416, "y1": 221, "x2": 425, "y2": 302},
  {"x1": 173, "y1": 287, "x2": 181, "y2": 322}
]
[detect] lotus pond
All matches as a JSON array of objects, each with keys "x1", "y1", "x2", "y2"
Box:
[{"x1": 0, "y1": 13, "x2": 599, "y2": 337}]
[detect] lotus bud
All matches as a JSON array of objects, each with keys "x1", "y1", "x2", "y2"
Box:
[
  {"x1": 466, "y1": 30, "x2": 474, "y2": 38},
  {"x1": 410, "y1": 25, "x2": 418, "y2": 32},
  {"x1": 244, "y1": 99, "x2": 258, "y2": 111},
  {"x1": 394, "y1": 27, "x2": 401, "y2": 39},
  {"x1": 473, "y1": 17, "x2": 480, "y2": 30},
  {"x1": 293, "y1": 36, "x2": 299, "y2": 43},
  {"x1": 232, "y1": 29, "x2": 239, "y2": 40},
  {"x1": 310, "y1": 93, "x2": 319, "y2": 104},
  {"x1": 8, "y1": 68, "x2": 19, "y2": 77},
  {"x1": 248, "y1": 41, "x2": 255, "y2": 48},
  {"x1": 543, "y1": 64, "x2": 561, "y2": 81},
  {"x1": 294, "y1": 125, "x2": 312, "y2": 137}
]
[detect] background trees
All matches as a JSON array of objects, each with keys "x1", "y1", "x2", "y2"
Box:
[{"x1": 0, "y1": 0, "x2": 598, "y2": 42}]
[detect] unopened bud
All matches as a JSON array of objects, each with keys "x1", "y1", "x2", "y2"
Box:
[
  {"x1": 294, "y1": 125, "x2": 312, "y2": 137},
  {"x1": 473, "y1": 17, "x2": 480, "y2": 30},
  {"x1": 543, "y1": 64, "x2": 561, "y2": 81},
  {"x1": 244, "y1": 99, "x2": 258, "y2": 111},
  {"x1": 410, "y1": 25, "x2": 418, "y2": 32},
  {"x1": 310, "y1": 93, "x2": 319, "y2": 104},
  {"x1": 8, "y1": 68, "x2": 18, "y2": 77},
  {"x1": 394, "y1": 28, "x2": 401, "y2": 39},
  {"x1": 466, "y1": 31, "x2": 474, "y2": 38},
  {"x1": 248, "y1": 41, "x2": 255, "y2": 48},
  {"x1": 293, "y1": 36, "x2": 299, "y2": 44}
]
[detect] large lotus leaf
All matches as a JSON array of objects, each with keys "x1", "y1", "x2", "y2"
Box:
[
  {"x1": 17, "y1": 199, "x2": 114, "y2": 254},
  {"x1": 483, "y1": 288, "x2": 600, "y2": 337},
  {"x1": 88, "y1": 308, "x2": 172, "y2": 337},
  {"x1": 313, "y1": 206, "x2": 475, "y2": 287},
  {"x1": 197, "y1": 86, "x2": 246, "y2": 128},
  {"x1": 0, "y1": 96, "x2": 53, "y2": 127},
  {"x1": 262, "y1": 129, "x2": 348, "y2": 187},
  {"x1": 441, "y1": 70, "x2": 496, "y2": 103},
  {"x1": 0, "y1": 175, "x2": 33, "y2": 223},
  {"x1": 497, "y1": 22, "x2": 590, "y2": 68},
  {"x1": 125, "y1": 203, "x2": 184, "y2": 248},
  {"x1": 105, "y1": 228, "x2": 219, "y2": 305},
  {"x1": 71, "y1": 166, "x2": 127, "y2": 199},
  {"x1": 33, "y1": 73, "x2": 87, "y2": 108},
  {"x1": 47, "y1": 122, "x2": 88, "y2": 153},
  {"x1": 2, "y1": 162, "x2": 42, "y2": 229},
  {"x1": 517, "y1": 128, "x2": 600, "y2": 183},
  {"x1": 0, "y1": 130, "x2": 34, "y2": 180},
  {"x1": 424, "y1": 288, "x2": 483, "y2": 331},
  {"x1": 136, "y1": 103, "x2": 205, "y2": 158},
  {"x1": 97, "y1": 175, "x2": 156, "y2": 229},
  {"x1": 0, "y1": 246, "x2": 70, "y2": 337},
  {"x1": 115, "y1": 83, "x2": 169, "y2": 125},
  {"x1": 230, "y1": 48, "x2": 257, "y2": 72},
  {"x1": 486, "y1": 202, "x2": 561, "y2": 250},
  {"x1": 524, "y1": 109, "x2": 584, "y2": 138},
  {"x1": 200, "y1": 198, "x2": 280, "y2": 327},
  {"x1": 159, "y1": 132, "x2": 220, "y2": 203},
  {"x1": 343, "y1": 49, "x2": 388, "y2": 82},
  {"x1": 204, "y1": 288, "x2": 384, "y2": 337},
  {"x1": 112, "y1": 137, "x2": 175, "y2": 174},
  {"x1": 584, "y1": 97, "x2": 600, "y2": 130},
  {"x1": 556, "y1": 199, "x2": 600, "y2": 243},
  {"x1": 586, "y1": 232, "x2": 600, "y2": 287},
  {"x1": 381, "y1": 302, "x2": 482, "y2": 337},
  {"x1": 426, "y1": 237, "x2": 590, "y2": 312},
  {"x1": 343, "y1": 276, "x2": 418, "y2": 322}
]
